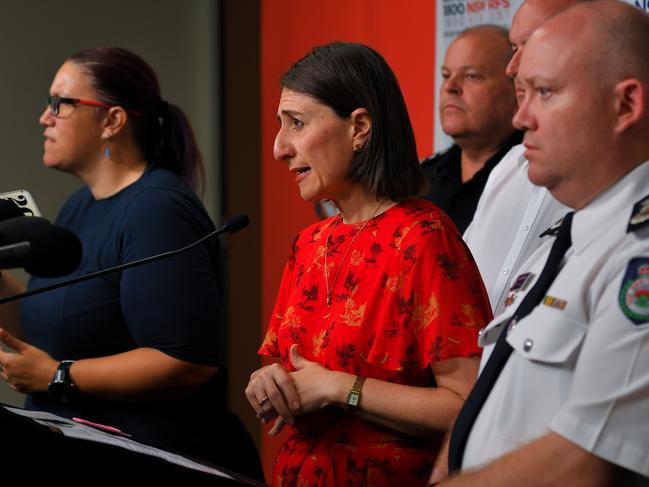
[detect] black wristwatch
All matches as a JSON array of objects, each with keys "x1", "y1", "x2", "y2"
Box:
[{"x1": 48, "y1": 360, "x2": 76, "y2": 403}]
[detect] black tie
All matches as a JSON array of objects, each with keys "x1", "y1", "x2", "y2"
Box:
[{"x1": 448, "y1": 211, "x2": 575, "y2": 472}]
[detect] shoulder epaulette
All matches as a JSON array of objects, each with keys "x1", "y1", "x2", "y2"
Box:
[{"x1": 628, "y1": 193, "x2": 649, "y2": 233}]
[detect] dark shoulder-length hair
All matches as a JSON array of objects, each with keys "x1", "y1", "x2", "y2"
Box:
[
  {"x1": 281, "y1": 42, "x2": 425, "y2": 201},
  {"x1": 68, "y1": 47, "x2": 205, "y2": 194}
]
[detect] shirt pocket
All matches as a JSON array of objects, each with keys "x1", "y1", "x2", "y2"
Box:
[
  {"x1": 508, "y1": 308, "x2": 587, "y2": 364},
  {"x1": 494, "y1": 309, "x2": 587, "y2": 444}
]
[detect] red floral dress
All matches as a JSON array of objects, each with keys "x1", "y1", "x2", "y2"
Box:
[{"x1": 259, "y1": 199, "x2": 491, "y2": 486}]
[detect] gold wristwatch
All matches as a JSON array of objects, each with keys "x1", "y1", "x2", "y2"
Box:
[{"x1": 346, "y1": 375, "x2": 366, "y2": 409}]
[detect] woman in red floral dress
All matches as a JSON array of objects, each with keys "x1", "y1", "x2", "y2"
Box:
[{"x1": 246, "y1": 42, "x2": 492, "y2": 487}]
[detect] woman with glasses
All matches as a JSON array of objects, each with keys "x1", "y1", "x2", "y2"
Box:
[
  {"x1": 245, "y1": 42, "x2": 491, "y2": 486},
  {"x1": 0, "y1": 47, "x2": 262, "y2": 480}
]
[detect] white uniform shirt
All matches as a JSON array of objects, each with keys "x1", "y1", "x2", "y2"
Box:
[
  {"x1": 463, "y1": 160, "x2": 649, "y2": 483},
  {"x1": 464, "y1": 144, "x2": 568, "y2": 317}
]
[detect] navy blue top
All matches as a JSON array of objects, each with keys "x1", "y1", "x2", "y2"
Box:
[{"x1": 19, "y1": 165, "x2": 235, "y2": 464}]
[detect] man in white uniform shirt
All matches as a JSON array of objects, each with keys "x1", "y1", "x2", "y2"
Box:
[
  {"x1": 442, "y1": 1, "x2": 649, "y2": 485},
  {"x1": 430, "y1": 4, "x2": 587, "y2": 483},
  {"x1": 464, "y1": 0, "x2": 590, "y2": 318}
]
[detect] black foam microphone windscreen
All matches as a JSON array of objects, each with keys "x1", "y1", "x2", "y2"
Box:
[
  {"x1": 24, "y1": 225, "x2": 83, "y2": 277},
  {"x1": 0, "y1": 216, "x2": 51, "y2": 243},
  {"x1": 0, "y1": 216, "x2": 82, "y2": 277},
  {"x1": 224, "y1": 213, "x2": 250, "y2": 234}
]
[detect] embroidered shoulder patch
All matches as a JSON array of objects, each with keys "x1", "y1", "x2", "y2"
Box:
[
  {"x1": 628, "y1": 194, "x2": 649, "y2": 233},
  {"x1": 619, "y1": 257, "x2": 649, "y2": 325}
]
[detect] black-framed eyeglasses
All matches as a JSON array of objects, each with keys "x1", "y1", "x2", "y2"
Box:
[{"x1": 46, "y1": 95, "x2": 140, "y2": 117}]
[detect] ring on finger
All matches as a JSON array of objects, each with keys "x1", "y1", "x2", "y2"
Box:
[{"x1": 259, "y1": 395, "x2": 269, "y2": 406}]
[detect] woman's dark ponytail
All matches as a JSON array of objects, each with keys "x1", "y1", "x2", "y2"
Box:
[
  {"x1": 68, "y1": 47, "x2": 205, "y2": 194},
  {"x1": 156, "y1": 102, "x2": 204, "y2": 194}
]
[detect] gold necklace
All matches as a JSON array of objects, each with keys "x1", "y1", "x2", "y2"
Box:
[{"x1": 324, "y1": 201, "x2": 383, "y2": 307}]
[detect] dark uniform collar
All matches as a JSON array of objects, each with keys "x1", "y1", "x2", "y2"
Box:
[{"x1": 421, "y1": 131, "x2": 523, "y2": 178}]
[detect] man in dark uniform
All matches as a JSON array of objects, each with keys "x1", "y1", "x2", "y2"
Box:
[{"x1": 421, "y1": 25, "x2": 520, "y2": 233}]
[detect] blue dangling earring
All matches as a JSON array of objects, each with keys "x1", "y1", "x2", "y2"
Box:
[{"x1": 104, "y1": 145, "x2": 110, "y2": 158}]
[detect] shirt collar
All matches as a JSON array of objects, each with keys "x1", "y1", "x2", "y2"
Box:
[
  {"x1": 572, "y1": 159, "x2": 649, "y2": 255},
  {"x1": 508, "y1": 143, "x2": 527, "y2": 169},
  {"x1": 479, "y1": 130, "x2": 524, "y2": 175}
]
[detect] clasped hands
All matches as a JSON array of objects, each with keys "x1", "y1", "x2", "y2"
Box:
[
  {"x1": 0, "y1": 328, "x2": 59, "y2": 394},
  {"x1": 245, "y1": 344, "x2": 343, "y2": 436}
]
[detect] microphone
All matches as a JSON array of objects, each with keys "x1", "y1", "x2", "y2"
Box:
[
  {"x1": 0, "y1": 242, "x2": 30, "y2": 269},
  {"x1": 0, "y1": 213, "x2": 250, "y2": 305},
  {"x1": 0, "y1": 217, "x2": 83, "y2": 277},
  {"x1": 223, "y1": 213, "x2": 249, "y2": 234}
]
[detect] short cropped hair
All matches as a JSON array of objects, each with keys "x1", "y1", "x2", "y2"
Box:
[{"x1": 281, "y1": 42, "x2": 425, "y2": 201}]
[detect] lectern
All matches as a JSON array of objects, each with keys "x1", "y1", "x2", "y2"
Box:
[{"x1": 1, "y1": 403, "x2": 266, "y2": 485}]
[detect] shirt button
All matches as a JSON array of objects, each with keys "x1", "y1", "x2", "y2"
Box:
[
  {"x1": 503, "y1": 269, "x2": 510, "y2": 276},
  {"x1": 506, "y1": 318, "x2": 518, "y2": 336},
  {"x1": 523, "y1": 339, "x2": 534, "y2": 352},
  {"x1": 523, "y1": 225, "x2": 530, "y2": 232}
]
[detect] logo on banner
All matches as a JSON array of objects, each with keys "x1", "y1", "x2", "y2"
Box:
[
  {"x1": 467, "y1": 0, "x2": 511, "y2": 13},
  {"x1": 443, "y1": 2, "x2": 465, "y2": 16},
  {"x1": 441, "y1": 0, "x2": 516, "y2": 36}
]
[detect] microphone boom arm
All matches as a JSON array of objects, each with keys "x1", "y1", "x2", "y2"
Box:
[{"x1": 0, "y1": 213, "x2": 249, "y2": 306}]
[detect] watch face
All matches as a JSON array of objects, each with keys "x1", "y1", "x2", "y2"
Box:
[
  {"x1": 348, "y1": 392, "x2": 360, "y2": 407},
  {"x1": 48, "y1": 380, "x2": 73, "y2": 402}
]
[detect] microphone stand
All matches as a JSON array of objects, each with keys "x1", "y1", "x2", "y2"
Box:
[{"x1": 0, "y1": 214, "x2": 249, "y2": 306}]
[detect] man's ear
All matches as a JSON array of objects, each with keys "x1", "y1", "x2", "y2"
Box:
[
  {"x1": 102, "y1": 106, "x2": 128, "y2": 139},
  {"x1": 350, "y1": 107, "x2": 371, "y2": 149},
  {"x1": 613, "y1": 78, "x2": 645, "y2": 134}
]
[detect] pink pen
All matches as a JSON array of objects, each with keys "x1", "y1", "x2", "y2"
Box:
[{"x1": 72, "y1": 417, "x2": 132, "y2": 437}]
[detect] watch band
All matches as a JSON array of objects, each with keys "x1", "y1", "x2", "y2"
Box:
[
  {"x1": 55, "y1": 360, "x2": 75, "y2": 378},
  {"x1": 48, "y1": 360, "x2": 76, "y2": 402},
  {"x1": 346, "y1": 375, "x2": 366, "y2": 409}
]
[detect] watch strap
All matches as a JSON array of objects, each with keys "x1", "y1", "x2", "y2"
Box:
[
  {"x1": 56, "y1": 360, "x2": 75, "y2": 378},
  {"x1": 49, "y1": 360, "x2": 76, "y2": 393}
]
